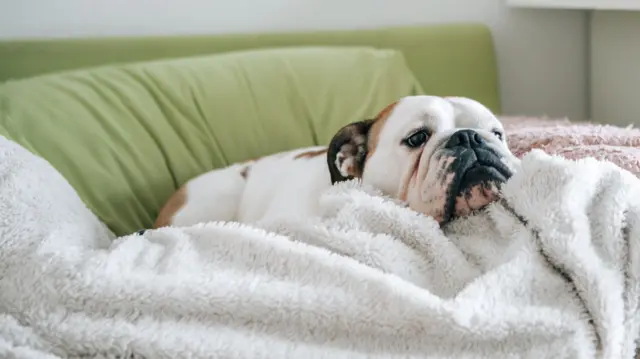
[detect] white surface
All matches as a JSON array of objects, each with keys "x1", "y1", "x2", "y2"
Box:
[
  {"x1": 0, "y1": 0, "x2": 588, "y2": 120},
  {"x1": 591, "y1": 11, "x2": 640, "y2": 125},
  {"x1": 508, "y1": 0, "x2": 640, "y2": 10},
  {"x1": 2, "y1": 131, "x2": 640, "y2": 357}
]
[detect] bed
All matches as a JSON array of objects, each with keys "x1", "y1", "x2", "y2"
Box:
[{"x1": 1, "y1": 23, "x2": 639, "y2": 359}]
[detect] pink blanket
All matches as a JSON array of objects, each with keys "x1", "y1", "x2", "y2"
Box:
[{"x1": 501, "y1": 116, "x2": 640, "y2": 177}]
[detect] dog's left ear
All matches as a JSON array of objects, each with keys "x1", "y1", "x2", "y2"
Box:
[{"x1": 327, "y1": 119, "x2": 374, "y2": 184}]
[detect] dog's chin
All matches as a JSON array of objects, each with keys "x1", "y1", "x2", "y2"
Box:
[{"x1": 442, "y1": 161, "x2": 512, "y2": 224}]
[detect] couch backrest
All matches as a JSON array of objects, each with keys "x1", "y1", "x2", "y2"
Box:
[{"x1": 0, "y1": 24, "x2": 501, "y2": 112}]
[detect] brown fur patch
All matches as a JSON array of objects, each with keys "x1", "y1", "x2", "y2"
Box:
[
  {"x1": 240, "y1": 166, "x2": 250, "y2": 179},
  {"x1": 237, "y1": 158, "x2": 259, "y2": 179},
  {"x1": 240, "y1": 151, "x2": 286, "y2": 164},
  {"x1": 154, "y1": 186, "x2": 187, "y2": 228},
  {"x1": 366, "y1": 102, "x2": 397, "y2": 159},
  {"x1": 241, "y1": 157, "x2": 259, "y2": 165},
  {"x1": 239, "y1": 160, "x2": 256, "y2": 179},
  {"x1": 294, "y1": 148, "x2": 328, "y2": 160}
]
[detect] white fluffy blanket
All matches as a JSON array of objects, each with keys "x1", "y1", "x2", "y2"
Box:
[{"x1": 1, "y1": 136, "x2": 639, "y2": 359}]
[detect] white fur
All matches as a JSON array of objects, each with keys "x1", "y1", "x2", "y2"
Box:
[
  {"x1": 170, "y1": 96, "x2": 513, "y2": 227},
  {"x1": 177, "y1": 146, "x2": 331, "y2": 225},
  {"x1": 172, "y1": 164, "x2": 247, "y2": 226},
  {"x1": 237, "y1": 146, "x2": 331, "y2": 222},
  {"x1": 1, "y1": 134, "x2": 639, "y2": 358}
]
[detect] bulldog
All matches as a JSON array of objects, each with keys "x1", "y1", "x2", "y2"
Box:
[{"x1": 154, "y1": 95, "x2": 520, "y2": 229}]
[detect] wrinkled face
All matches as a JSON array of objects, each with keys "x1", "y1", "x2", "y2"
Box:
[{"x1": 327, "y1": 96, "x2": 520, "y2": 224}]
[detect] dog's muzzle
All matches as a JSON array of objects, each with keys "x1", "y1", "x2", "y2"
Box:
[{"x1": 441, "y1": 129, "x2": 513, "y2": 222}]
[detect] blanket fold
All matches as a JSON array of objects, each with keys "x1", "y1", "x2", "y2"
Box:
[{"x1": 0, "y1": 135, "x2": 639, "y2": 358}]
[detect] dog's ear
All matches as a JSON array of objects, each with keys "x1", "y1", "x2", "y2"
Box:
[
  {"x1": 327, "y1": 101, "x2": 399, "y2": 184},
  {"x1": 327, "y1": 119, "x2": 374, "y2": 184}
]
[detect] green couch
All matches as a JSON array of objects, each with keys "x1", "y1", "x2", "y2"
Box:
[{"x1": 0, "y1": 24, "x2": 500, "y2": 236}]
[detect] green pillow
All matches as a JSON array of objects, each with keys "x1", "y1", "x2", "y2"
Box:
[{"x1": 0, "y1": 47, "x2": 423, "y2": 235}]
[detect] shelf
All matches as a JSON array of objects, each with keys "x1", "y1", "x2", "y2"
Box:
[{"x1": 507, "y1": 0, "x2": 640, "y2": 10}]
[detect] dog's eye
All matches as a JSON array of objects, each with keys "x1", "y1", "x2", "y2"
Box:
[
  {"x1": 403, "y1": 129, "x2": 430, "y2": 148},
  {"x1": 492, "y1": 130, "x2": 504, "y2": 141}
]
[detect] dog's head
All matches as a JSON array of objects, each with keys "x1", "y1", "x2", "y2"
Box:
[{"x1": 328, "y1": 95, "x2": 519, "y2": 224}]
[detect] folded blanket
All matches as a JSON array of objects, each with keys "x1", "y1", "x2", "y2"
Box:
[
  {"x1": 501, "y1": 116, "x2": 640, "y2": 176},
  {"x1": 0, "y1": 135, "x2": 639, "y2": 359}
]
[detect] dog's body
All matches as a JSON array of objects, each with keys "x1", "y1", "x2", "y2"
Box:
[
  {"x1": 154, "y1": 146, "x2": 332, "y2": 227},
  {"x1": 155, "y1": 96, "x2": 520, "y2": 228}
]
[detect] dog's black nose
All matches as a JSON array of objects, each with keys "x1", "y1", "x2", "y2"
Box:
[{"x1": 444, "y1": 129, "x2": 485, "y2": 149}]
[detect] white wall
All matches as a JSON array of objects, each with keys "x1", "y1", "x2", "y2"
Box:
[
  {"x1": 591, "y1": 11, "x2": 640, "y2": 126},
  {"x1": 0, "y1": 0, "x2": 588, "y2": 120}
]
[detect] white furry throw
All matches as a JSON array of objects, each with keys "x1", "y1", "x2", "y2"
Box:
[{"x1": 0, "y1": 135, "x2": 638, "y2": 359}]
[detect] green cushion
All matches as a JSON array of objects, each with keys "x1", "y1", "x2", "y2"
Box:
[{"x1": 0, "y1": 47, "x2": 422, "y2": 235}]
